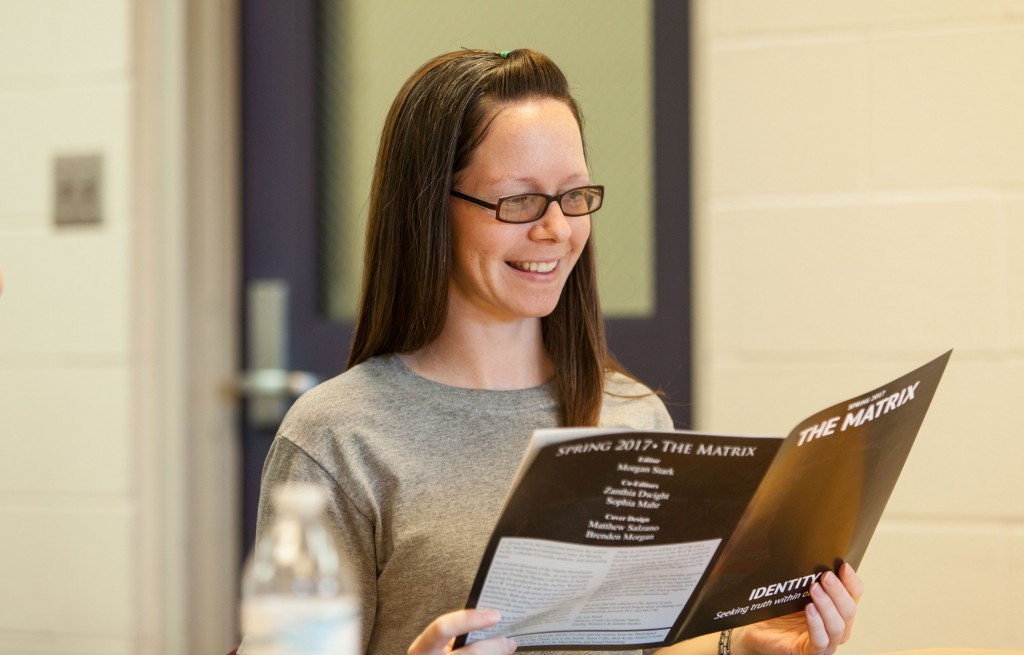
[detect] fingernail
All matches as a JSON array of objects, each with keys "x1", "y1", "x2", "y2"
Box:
[
  {"x1": 483, "y1": 609, "x2": 501, "y2": 623},
  {"x1": 807, "y1": 602, "x2": 819, "y2": 618},
  {"x1": 506, "y1": 637, "x2": 518, "y2": 652}
]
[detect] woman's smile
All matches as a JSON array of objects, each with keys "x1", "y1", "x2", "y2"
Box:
[{"x1": 508, "y1": 260, "x2": 558, "y2": 274}]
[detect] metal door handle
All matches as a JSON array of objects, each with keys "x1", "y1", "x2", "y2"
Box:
[
  {"x1": 237, "y1": 368, "x2": 319, "y2": 398},
  {"x1": 242, "y1": 279, "x2": 320, "y2": 429}
]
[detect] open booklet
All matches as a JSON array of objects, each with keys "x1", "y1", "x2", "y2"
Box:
[{"x1": 456, "y1": 351, "x2": 951, "y2": 651}]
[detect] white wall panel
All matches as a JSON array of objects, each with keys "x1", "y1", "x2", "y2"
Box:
[
  {"x1": 707, "y1": 42, "x2": 866, "y2": 197},
  {"x1": 0, "y1": 502, "x2": 133, "y2": 637},
  {"x1": 0, "y1": 367, "x2": 130, "y2": 494},
  {"x1": 711, "y1": 201, "x2": 1004, "y2": 354},
  {"x1": 0, "y1": 232, "x2": 130, "y2": 357},
  {"x1": 855, "y1": 522, "x2": 1013, "y2": 652},
  {"x1": 867, "y1": 28, "x2": 1024, "y2": 188},
  {"x1": 1007, "y1": 198, "x2": 1024, "y2": 352},
  {"x1": 705, "y1": 0, "x2": 1008, "y2": 35},
  {"x1": 0, "y1": 0, "x2": 128, "y2": 79}
]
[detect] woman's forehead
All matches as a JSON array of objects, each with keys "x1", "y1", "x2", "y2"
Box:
[{"x1": 461, "y1": 99, "x2": 586, "y2": 182}]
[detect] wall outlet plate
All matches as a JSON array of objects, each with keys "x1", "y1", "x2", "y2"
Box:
[{"x1": 54, "y1": 154, "x2": 103, "y2": 226}]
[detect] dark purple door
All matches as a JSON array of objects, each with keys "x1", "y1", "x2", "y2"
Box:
[{"x1": 239, "y1": 0, "x2": 692, "y2": 556}]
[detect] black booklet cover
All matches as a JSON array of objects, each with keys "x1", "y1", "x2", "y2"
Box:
[{"x1": 456, "y1": 351, "x2": 951, "y2": 651}]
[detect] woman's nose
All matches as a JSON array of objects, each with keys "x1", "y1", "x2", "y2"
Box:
[{"x1": 530, "y1": 201, "x2": 573, "y2": 242}]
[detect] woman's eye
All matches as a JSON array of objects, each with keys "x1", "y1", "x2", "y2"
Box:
[{"x1": 562, "y1": 190, "x2": 589, "y2": 211}]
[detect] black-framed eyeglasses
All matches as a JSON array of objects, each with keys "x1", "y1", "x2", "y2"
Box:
[{"x1": 450, "y1": 185, "x2": 605, "y2": 224}]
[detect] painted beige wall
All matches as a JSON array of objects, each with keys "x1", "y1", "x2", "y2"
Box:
[
  {"x1": 0, "y1": 1, "x2": 139, "y2": 652},
  {"x1": 0, "y1": 1, "x2": 238, "y2": 653},
  {"x1": 692, "y1": 1, "x2": 1024, "y2": 652}
]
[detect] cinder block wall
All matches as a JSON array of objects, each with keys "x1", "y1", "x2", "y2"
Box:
[
  {"x1": 0, "y1": 1, "x2": 137, "y2": 653},
  {"x1": 692, "y1": 1, "x2": 1024, "y2": 651}
]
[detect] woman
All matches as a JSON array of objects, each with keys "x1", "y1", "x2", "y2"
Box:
[{"x1": 254, "y1": 48, "x2": 862, "y2": 655}]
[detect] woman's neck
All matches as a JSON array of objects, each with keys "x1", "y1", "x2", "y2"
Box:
[{"x1": 399, "y1": 317, "x2": 553, "y2": 390}]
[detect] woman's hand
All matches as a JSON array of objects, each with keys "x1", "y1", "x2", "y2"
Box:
[
  {"x1": 407, "y1": 609, "x2": 517, "y2": 655},
  {"x1": 734, "y1": 564, "x2": 863, "y2": 655}
]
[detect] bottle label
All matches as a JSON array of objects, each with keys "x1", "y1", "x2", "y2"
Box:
[{"x1": 242, "y1": 596, "x2": 359, "y2": 655}]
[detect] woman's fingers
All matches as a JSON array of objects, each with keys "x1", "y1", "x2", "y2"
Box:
[
  {"x1": 838, "y1": 562, "x2": 865, "y2": 605},
  {"x1": 805, "y1": 564, "x2": 863, "y2": 651},
  {"x1": 803, "y1": 601, "x2": 830, "y2": 650},
  {"x1": 407, "y1": 609, "x2": 516, "y2": 655}
]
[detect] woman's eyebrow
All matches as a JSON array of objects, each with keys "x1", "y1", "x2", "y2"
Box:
[{"x1": 481, "y1": 173, "x2": 589, "y2": 188}]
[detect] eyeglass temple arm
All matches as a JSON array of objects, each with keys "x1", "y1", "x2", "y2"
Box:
[{"x1": 449, "y1": 189, "x2": 498, "y2": 210}]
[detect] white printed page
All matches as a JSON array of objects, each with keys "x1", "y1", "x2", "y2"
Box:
[{"x1": 466, "y1": 537, "x2": 720, "y2": 648}]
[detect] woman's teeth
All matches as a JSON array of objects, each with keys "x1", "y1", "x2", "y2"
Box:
[{"x1": 511, "y1": 261, "x2": 557, "y2": 273}]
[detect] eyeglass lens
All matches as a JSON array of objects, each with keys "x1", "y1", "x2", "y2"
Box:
[{"x1": 498, "y1": 187, "x2": 603, "y2": 223}]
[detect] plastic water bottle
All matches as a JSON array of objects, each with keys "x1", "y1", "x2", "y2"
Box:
[{"x1": 240, "y1": 483, "x2": 360, "y2": 654}]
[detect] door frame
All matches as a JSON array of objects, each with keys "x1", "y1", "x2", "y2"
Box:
[
  {"x1": 135, "y1": 0, "x2": 242, "y2": 652},
  {"x1": 180, "y1": 0, "x2": 243, "y2": 650}
]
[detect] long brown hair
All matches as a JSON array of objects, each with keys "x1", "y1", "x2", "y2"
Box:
[{"x1": 347, "y1": 48, "x2": 626, "y2": 426}]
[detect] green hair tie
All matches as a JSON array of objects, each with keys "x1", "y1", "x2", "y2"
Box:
[{"x1": 499, "y1": 50, "x2": 511, "y2": 58}]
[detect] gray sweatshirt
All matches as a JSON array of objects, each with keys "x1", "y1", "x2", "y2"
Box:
[{"x1": 255, "y1": 353, "x2": 673, "y2": 654}]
